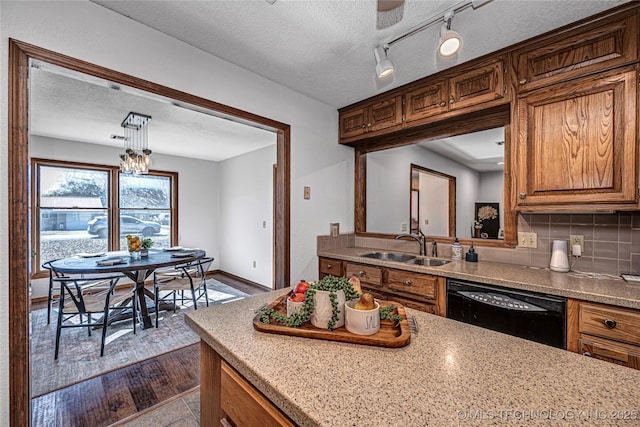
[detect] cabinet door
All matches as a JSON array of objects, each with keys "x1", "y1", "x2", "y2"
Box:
[
  {"x1": 339, "y1": 106, "x2": 368, "y2": 139},
  {"x1": 579, "y1": 335, "x2": 640, "y2": 370},
  {"x1": 516, "y1": 68, "x2": 637, "y2": 206},
  {"x1": 449, "y1": 58, "x2": 504, "y2": 110},
  {"x1": 368, "y1": 96, "x2": 403, "y2": 133},
  {"x1": 515, "y1": 13, "x2": 638, "y2": 92},
  {"x1": 404, "y1": 80, "x2": 448, "y2": 123},
  {"x1": 345, "y1": 262, "x2": 383, "y2": 288}
]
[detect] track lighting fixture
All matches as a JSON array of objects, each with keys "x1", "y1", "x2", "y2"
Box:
[
  {"x1": 438, "y1": 10, "x2": 462, "y2": 57},
  {"x1": 374, "y1": 45, "x2": 394, "y2": 79}
]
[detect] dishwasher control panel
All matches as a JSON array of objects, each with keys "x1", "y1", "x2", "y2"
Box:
[{"x1": 458, "y1": 291, "x2": 546, "y2": 312}]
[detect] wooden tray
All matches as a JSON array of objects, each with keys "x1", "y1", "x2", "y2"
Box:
[{"x1": 253, "y1": 295, "x2": 411, "y2": 348}]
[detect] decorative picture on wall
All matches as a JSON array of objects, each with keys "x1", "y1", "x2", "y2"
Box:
[{"x1": 474, "y1": 203, "x2": 500, "y2": 239}]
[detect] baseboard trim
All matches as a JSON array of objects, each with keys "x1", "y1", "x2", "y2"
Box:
[{"x1": 209, "y1": 269, "x2": 270, "y2": 290}]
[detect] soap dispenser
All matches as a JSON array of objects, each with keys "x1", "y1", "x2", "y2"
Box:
[
  {"x1": 451, "y1": 237, "x2": 463, "y2": 260},
  {"x1": 465, "y1": 245, "x2": 478, "y2": 262}
]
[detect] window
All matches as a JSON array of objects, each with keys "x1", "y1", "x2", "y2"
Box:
[{"x1": 32, "y1": 159, "x2": 177, "y2": 277}]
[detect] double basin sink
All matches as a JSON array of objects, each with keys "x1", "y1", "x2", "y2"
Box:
[{"x1": 359, "y1": 251, "x2": 450, "y2": 267}]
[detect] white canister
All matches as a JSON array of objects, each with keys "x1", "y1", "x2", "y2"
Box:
[
  {"x1": 310, "y1": 289, "x2": 346, "y2": 329},
  {"x1": 550, "y1": 240, "x2": 570, "y2": 272}
]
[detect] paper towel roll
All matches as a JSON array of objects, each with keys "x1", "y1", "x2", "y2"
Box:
[{"x1": 550, "y1": 240, "x2": 570, "y2": 272}]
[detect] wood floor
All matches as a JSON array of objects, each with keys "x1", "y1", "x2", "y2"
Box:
[{"x1": 31, "y1": 272, "x2": 270, "y2": 426}]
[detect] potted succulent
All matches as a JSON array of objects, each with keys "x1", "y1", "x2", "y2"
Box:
[
  {"x1": 140, "y1": 237, "x2": 153, "y2": 257},
  {"x1": 260, "y1": 275, "x2": 360, "y2": 331}
]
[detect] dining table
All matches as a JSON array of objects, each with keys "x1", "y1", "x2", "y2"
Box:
[{"x1": 49, "y1": 248, "x2": 206, "y2": 329}]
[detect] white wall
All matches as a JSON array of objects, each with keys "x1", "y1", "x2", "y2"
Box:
[
  {"x1": 219, "y1": 145, "x2": 275, "y2": 287},
  {"x1": 367, "y1": 144, "x2": 479, "y2": 237},
  {"x1": 419, "y1": 174, "x2": 449, "y2": 236},
  {"x1": 0, "y1": 1, "x2": 353, "y2": 420}
]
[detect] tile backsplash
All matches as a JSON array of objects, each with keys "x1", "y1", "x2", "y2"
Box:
[{"x1": 317, "y1": 213, "x2": 640, "y2": 276}]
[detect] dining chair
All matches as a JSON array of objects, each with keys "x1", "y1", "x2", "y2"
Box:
[
  {"x1": 41, "y1": 259, "x2": 68, "y2": 324},
  {"x1": 153, "y1": 257, "x2": 214, "y2": 327},
  {"x1": 53, "y1": 273, "x2": 136, "y2": 359}
]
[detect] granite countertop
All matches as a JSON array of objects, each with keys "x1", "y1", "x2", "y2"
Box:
[
  {"x1": 186, "y1": 290, "x2": 640, "y2": 426},
  {"x1": 318, "y1": 247, "x2": 640, "y2": 309}
]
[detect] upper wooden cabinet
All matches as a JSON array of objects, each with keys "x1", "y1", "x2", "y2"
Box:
[
  {"x1": 405, "y1": 57, "x2": 505, "y2": 124},
  {"x1": 339, "y1": 95, "x2": 403, "y2": 140},
  {"x1": 513, "y1": 11, "x2": 638, "y2": 92},
  {"x1": 515, "y1": 67, "x2": 638, "y2": 208}
]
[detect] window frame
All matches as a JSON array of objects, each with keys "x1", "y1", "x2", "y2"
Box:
[{"x1": 31, "y1": 158, "x2": 178, "y2": 278}]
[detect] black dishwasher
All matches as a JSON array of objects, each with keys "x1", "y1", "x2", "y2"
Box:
[{"x1": 446, "y1": 279, "x2": 566, "y2": 349}]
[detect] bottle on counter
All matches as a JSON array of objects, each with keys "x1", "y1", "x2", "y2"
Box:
[{"x1": 451, "y1": 237, "x2": 463, "y2": 260}]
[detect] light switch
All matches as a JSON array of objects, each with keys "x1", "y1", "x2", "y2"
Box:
[{"x1": 304, "y1": 186, "x2": 311, "y2": 200}]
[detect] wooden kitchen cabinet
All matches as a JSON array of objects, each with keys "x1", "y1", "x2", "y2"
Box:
[
  {"x1": 404, "y1": 57, "x2": 506, "y2": 125},
  {"x1": 515, "y1": 67, "x2": 638, "y2": 209},
  {"x1": 567, "y1": 299, "x2": 640, "y2": 370},
  {"x1": 201, "y1": 341, "x2": 295, "y2": 427},
  {"x1": 513, "y1": 11, "x2": 638, "y2": 93},
  {"x1": 338, "y1": 260, "x2": 443, "y2": 315},
  {"x1": 339, "y1": 95, "x2": 403, "y2": 140}
]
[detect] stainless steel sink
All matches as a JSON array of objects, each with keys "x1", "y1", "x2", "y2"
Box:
[
  {"x1": 359, "y1": 252, "x2": 416, "y2": 262},
  {"x1": 405, "y1": 257, "x2": 450, "y2": 267}
]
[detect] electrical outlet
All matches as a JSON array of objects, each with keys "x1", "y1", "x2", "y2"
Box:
[
  {"x1": 303, "y1": 186, "x2": 310, "y2": 200},
  {"x1": 401, "y1": 223, "x2": 408, "y2": 232},
  {"x1": 569, "y1": 235, "x2": 584, "y2": 255},
  {"x1": 252, "y1": 260, "x2": 256, "y2": 268},
  {"x1": 517, "y1": 231, "x2": 538, "y2": 248}
]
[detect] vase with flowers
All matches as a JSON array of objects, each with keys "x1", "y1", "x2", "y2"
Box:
[{"x1": 140, "y1": 238, "x2": 153, "y2": 257}]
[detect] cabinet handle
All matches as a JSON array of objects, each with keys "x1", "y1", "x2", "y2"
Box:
[
  {"x1": 404, "y1": 280, "x2": 412, "y2": 286},
  {"x1": 582, "y1": 352, "x2": 593, "y2": 357},
  {"x1": 326, "y1": 264, "x2": 332, "y2": 270},
  {"x1": 448, "y1": 98, "x2": 455, "y2": 104},
  {"x1": 603, "y1": 319, "x2": 617, "y2": 328},
  {"x1": 367, "y1": 123, "x2": 372, "y2": 127},
  {"x1": 519, "y1": 78, "x2": 527, "y2": 84},
  {"x1": 361, "y1": 124, "x2": 366, "y2": 129},
  {"x1": 358, "y1": 271, "x2": 365, "y2": 277},
  {"x1": 439, "y1": 101, "x2": 446, "y2": 107},
  {"x1": 519, "y1": 192, "x2": 526, "y2": 199}
]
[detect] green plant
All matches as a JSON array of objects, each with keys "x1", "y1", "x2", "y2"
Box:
[
  {"x1": 379, "y1": 305, "x2": 402, "y2": 322},
  {"x1": 141, "y1": 238, "x2": 153, "y2": 249},
  {"x1": 260, "y1": 275, "x2": 360, "y2": 331}
]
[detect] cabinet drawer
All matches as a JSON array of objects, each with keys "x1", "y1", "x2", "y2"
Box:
[
  {"x1": 388, "y1": 294, "x2": 436, "y2": 314},
  {"x1": 360, "y1": 285, "x2": 388, "y2": 301},
  {"x1": 220, "y1": 361, "x2": 295, "y2": 427},
  {"x1": 387, "y1": 269, "x2": 436, "y2": 300},
  {"x1": 319, "y1": 257, "x2": 343, "y2": 277},
  {"x1": 345, "y1": 263, "x2": 382, "y2": 288},
  {"x1": 579, "y1": 335, "x2": 640, "y2": 370},
  {"x1": 579, "y1": 303, "x2": 640, "y2": 346}
]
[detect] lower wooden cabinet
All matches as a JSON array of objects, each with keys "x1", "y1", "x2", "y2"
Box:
[
  {"x1": 201, "y1": 341, "x2": 295, "y2": 427},
  {"x1": 332, "y1": 259, "x2": 444, "y2": 316},
  {"x1": 319, "y1": 257, "x2": 343, "y2": 278},
  {"x1": 568, "y1": 299, "x2": 640, "y2": 370}
]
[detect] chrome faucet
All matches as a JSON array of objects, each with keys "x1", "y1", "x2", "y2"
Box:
[
  {"x1": 431, "y1": 240, "x2": 438, "y2": 257},
  {"x1": 395, "y1": 233, "x2": 425, "y2": 256}
]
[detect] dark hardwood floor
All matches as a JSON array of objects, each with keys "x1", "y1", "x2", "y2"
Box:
[{"x1": 31, "y1": 273, "x2": 269, "y2": 426}]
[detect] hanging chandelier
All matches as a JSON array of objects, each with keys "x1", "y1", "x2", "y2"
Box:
[{"x1": 119, "y1": 112, "x2": 152, "y2": 174}]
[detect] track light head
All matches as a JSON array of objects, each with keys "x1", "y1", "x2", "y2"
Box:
[
  {"x1": 374, "y1": 45, "x2": 395, "y2": 79},
  {"x1": 438, "y1": 11, "x2": 462, "y2": 57}
]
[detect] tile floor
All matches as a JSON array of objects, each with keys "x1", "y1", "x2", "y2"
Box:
[{"x1": 116, "y1": 389, "x2": 200, "y2": 426}]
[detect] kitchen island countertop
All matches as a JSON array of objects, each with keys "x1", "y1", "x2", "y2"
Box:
[
  {"x1": 319, "y1": 247, "x2": 640, "y2": 309},
  {"x1": 186, "y1": 289, "x2": 640, "y2": 426}
]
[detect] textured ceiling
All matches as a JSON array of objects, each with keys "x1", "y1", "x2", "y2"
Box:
[
  {"x1": 92, "y1": 0, "x2": 629, "y2": 108},
  {"x1": 30, "y1": 63, "x2": 276, "y2": 162}
]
